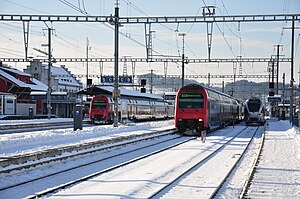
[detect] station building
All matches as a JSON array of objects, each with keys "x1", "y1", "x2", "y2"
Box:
[
  {"x1": 25, "y1": 60, "x2": 83, "y2": 118},
  {"x1": 0, "y1": 64, "x2": 47, "y2": 116}
]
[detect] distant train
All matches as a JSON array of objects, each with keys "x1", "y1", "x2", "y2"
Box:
[
  {"x1": 244, "y1": 97, "x2": 265, "y2": 125},
  {"x1": 89, "y1": 95, "x2": 174, "y2": 124},
  {"x1": 163, "y1": 92, "x2": 177, "y2": 105},
  {"x1": 0, "y1": 93, "x2": 16, "y2": 115},
  {"x1": 175, "y1": 84, "x2": 242, "y2": 135}
]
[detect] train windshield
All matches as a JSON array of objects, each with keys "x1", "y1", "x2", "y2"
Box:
[
  {"x1": 92, "y1": 99, "x2": 107, "y2": 109},
  {"x1": 247, "y1": 99, "x2": 261, "y2": 112},
  {"x1": 178, "y1": 93, "x2": 204, "y2": 108}
]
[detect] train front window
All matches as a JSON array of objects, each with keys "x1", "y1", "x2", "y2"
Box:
[
  {"x1": 178, "y1": 93, "x2": 204, "y2": 108},
  {"x1": 248, "y1": 100, "x2": 261, "y2": 112},
  {"x1": 92, "y1": 100, "x2": 107, "y2": 109}
]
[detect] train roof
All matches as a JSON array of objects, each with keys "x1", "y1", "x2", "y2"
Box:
[
  {"x1": 246, "y1": 96, "x2": 262, "y2": 101},
  {"x1": 77, "y1": 85, "x2": 163, "y2": 100},
  {"x1": 181, "y1": 83, "x2": 235, "y2": 99}
]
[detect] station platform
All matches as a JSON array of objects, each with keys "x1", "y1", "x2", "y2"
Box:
[{"x1": 248, "y1": 119, "x2": 300, "y2": 197}]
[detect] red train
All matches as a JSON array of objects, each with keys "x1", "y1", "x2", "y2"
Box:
[
  {"x1": 89, "y1": 95, "x2": 174, "y2": 124},
  {"x1": 175, "y1": 84, "x2": 242, "y2": 134},
  {"x1": 89, "y1": 96, "x2": 112, "y2": 124}
]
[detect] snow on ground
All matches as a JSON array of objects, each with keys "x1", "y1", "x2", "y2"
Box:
[
  {"x1": 246, "y1": 119, "x2": 300, "y2": 198},
  {"x1": 1, "y1": 118, "x2": 300, "y2": 198},
  {"x1": 0, "y1": 117, "x2": 73, "y2": 125},
  {"x1": 0, "y1": 119, "x2": 175, "y2": 157}
]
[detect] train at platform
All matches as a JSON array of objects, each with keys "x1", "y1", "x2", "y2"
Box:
[
  {"x1": 89, "y1": 95, "x2": 174, "y2": 124},
  {"x1": 174, "y1": 84, "x2": 243, "y2": 135},
  {"x1": 244, "y1": 97, "x2": 266, "y2": 125}
]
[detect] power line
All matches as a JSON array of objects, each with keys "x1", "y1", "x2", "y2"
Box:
[{"x1": 3, "y1": 0, "x2": 46, "y2": 14}]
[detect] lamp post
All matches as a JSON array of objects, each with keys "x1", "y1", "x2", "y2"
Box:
[
  {"x1": 86, "y1": 37, "x2": 91, "y2": 87},
  {"x1": 113, "y1": 0, "x2": 120, "y2": 127},
  {"x1": 178, "y1": 33, "x2": 186, "y2": 88}
]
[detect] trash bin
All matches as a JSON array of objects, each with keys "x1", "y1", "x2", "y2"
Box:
[
  {"x1": 29, "y1": 107, "x2": 34, "y2": 118},
  {"x1": 73, "y1": 104, "x2": 83, "y2": 131},
  {"x1": 281, "y1": 110, "x2": 286, "y2": 120}
]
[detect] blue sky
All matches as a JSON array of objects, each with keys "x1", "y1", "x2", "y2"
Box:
[{"x1": 0, "y1": 0, "x2": 299, "y2": 87}]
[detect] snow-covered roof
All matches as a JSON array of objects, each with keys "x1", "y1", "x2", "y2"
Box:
[
  {"x1": 1, "y1": 66, "x2": 31, "y2": 77},
  {"x1": 0, "y1": 68, "x2": 48, "y2": 91},
  {"x1": 0, "y1": 69, "x2": 28, "y2": 87},
  {"x1": 31, "y1": 78, "x2": 48, "y2": 91},
  {"x1": 45, "y1": 65, "x2": 81, "y2": 87},
  {"x1": 97, "y1": 86, "x2": 163, "y2": 100},
  {"x1": 30, "y1": 91, "x2": 68, "y2": 95},
  {"x1": 52, "y1": 91, "x2": 68, "y2": 95}
]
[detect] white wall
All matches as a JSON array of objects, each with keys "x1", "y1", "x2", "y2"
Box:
[{"x1": 17, "y1": 103, "x2": 36, "y2": 115}]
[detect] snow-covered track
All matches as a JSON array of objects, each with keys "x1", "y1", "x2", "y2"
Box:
[
  {"x1": 151, "y1": 126, "x2": 261, "y2": 198},
  {"x1": 0, "y1": 121, "x2": 91, "y2": 134},
  {"x1": 0, "y1": 130, "x2": 190, "y2": 198},
  {"x1": 41, "y1": 125, "x2": 261, "y2": 199},
  {"x1": 0, "y1": 128, "x2": 177, "y2": 170},
  {"x1": 239, "y1": 125, "x2": 266, "y2": 199}
]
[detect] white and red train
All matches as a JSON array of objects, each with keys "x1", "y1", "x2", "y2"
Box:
[
  {"x1": 175, "y1": 84, "x2": 243, "y2": 134},
  {"x1": 89, "y1": 95, "x2": 174, "y2": 124}
]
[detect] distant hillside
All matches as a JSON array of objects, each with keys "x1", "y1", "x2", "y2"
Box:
[{"x1": 137, "y1": 73, "x2": 295, "y2": 101}]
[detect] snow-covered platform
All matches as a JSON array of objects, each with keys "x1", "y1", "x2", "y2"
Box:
[{"x1": 246, "y1": 119, "x2": 300, "y2": 198}]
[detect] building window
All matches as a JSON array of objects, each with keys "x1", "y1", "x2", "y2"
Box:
[{"x1": 33, "y1": 73, "x2": 39, "y2": 80}]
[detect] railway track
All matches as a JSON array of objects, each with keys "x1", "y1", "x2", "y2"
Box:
[
  {"x1": 43, "y1": 125, "x2": 264, "y2": 198},
  {"x1": 0, "y1": 120, "x2": 91, "y2": 134},
  {"x1": 238, "y1": 124, "x2": 266, "y2": 199},
  {"x1": 0, "y1": 127, "x2": 177, "y2": 170},
  {"x1": 0, "y1": 129, "x2": 185, "y2": 198},
  {"x1": 149, "y1": 126, "x2": 263, "y2": 198},
  {"x1": 0, "y1": 125, "x2": 267, "y2": 198}
]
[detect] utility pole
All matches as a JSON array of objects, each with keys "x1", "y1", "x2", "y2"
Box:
[
  {"x1": 113, "y1": 0, "x2": 119, "y2": 127},
  {"x1": 283, "y1": 73, "x2": 285, "y2": 102},
  {"x1": 202, "y1": 6, "x2": 215, "y2": 61},
  {"x1": 22, "y1": 21, "x2": 29, "y2": 60},
  {"x1": 34, "y1": 26, "x2": 53, "y2": 120},
  {"x1": 150, "y1": 69, "x2": 153, "y2": 94},
  {"x1": 86, "y1": 37, "x2": 89, "y2": 87},
  {"x1": 290, "y1": 17, "x2": 295, "y2": 123},
  {"x1": 46, "y1": 27, "x2": 52, "y2": 119},
  {"x1": 179, "y1": 33, "x2": 186, "y2": 88},
  {"x1": 274, "y1": 44, "x2": 283, "y2": 95}
]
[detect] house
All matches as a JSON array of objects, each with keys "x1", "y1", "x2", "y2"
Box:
[
  {"x1": 0, "y1": 64, "x2": 48, "y2": 115},
  {"x1": 25, "y1": 60, "x2": 83, "y2": 117}
]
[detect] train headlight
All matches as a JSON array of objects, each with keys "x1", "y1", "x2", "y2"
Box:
[
  {"x1": 199, "y1": 119, "x2": 203, "y2": 122},
  {"x1": 178, "y1": 118, "x2": 182, "y2": 121}
]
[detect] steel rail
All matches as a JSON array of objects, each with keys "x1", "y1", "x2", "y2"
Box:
[
  {"x1": 239, "y1": 124, "x2": 267, "y2": 198},
  {"x1": 0, "y1": 127, "x2": 176, "y2": 168},
  {"x1": 0, "y1": 130, "x2": 181, "y2": 192},
  {"x1": 24, "y1": 135, "x2": 195, "y2": 199},
  {"x1": 209, "y1": 126, "x2": 262, "y2": 198},
  {"x1": 148, "y1": 126, "x2": 252, "y2": 198}
]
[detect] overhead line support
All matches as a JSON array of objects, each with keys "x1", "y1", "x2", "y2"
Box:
[
  {"x1": 0, "y1": 14, "x2": 299, "y2": 23},
  {"x1": 0, "y1": 57, "x2": 292, "y2": 63}
]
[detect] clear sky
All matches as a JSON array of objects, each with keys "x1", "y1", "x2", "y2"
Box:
[{"x1": 0, "y1": 0, "x2": 299, "y2": 87}]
